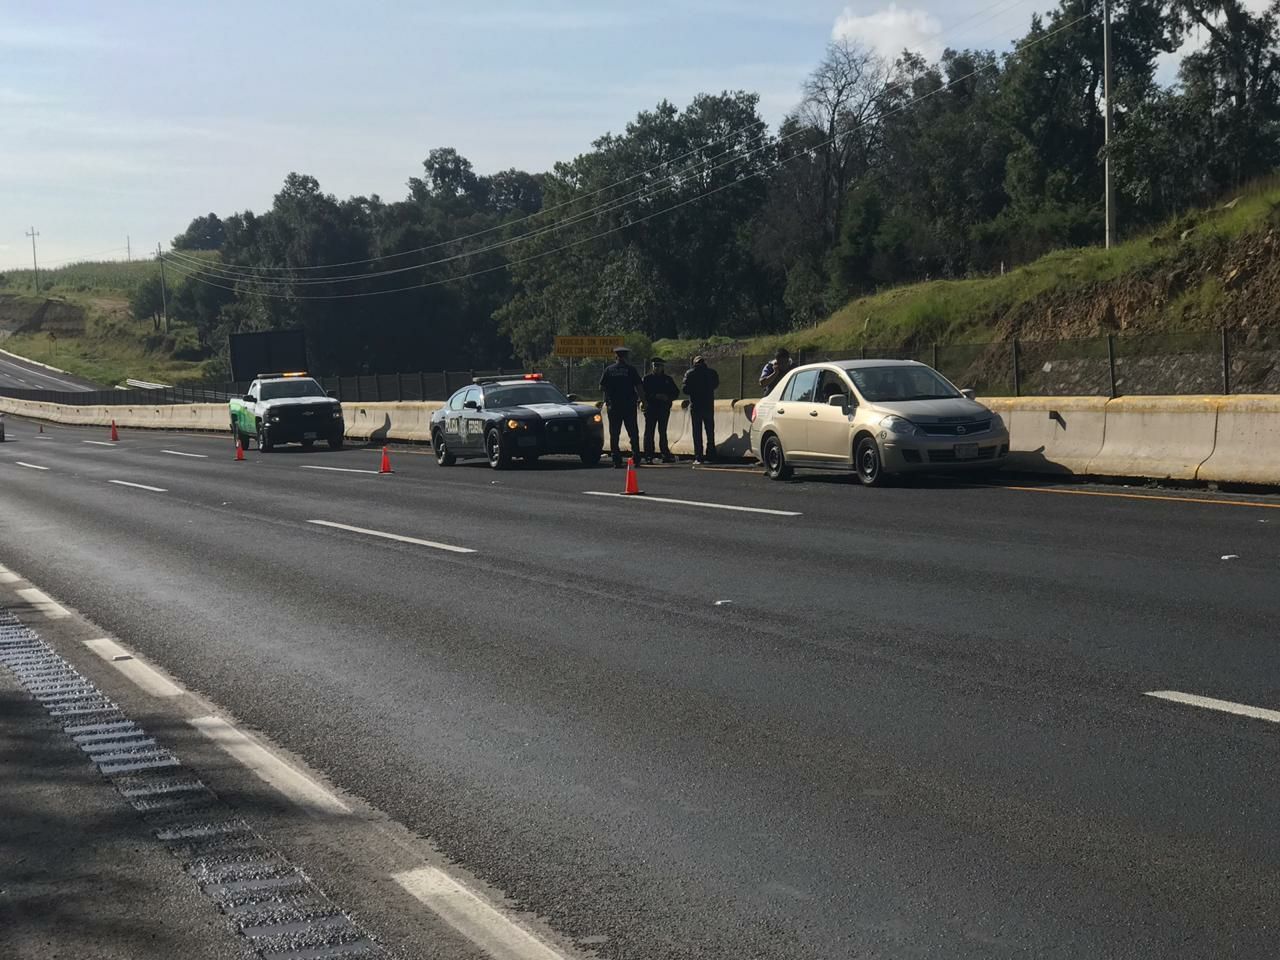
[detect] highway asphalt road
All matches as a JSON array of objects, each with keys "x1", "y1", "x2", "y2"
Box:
[
  {"x1": 0, "y1": 349, "x2": 97, "y2": 391},
  {"x1": 2, "y1": 417, "x2": 1279, "y2": 958}
]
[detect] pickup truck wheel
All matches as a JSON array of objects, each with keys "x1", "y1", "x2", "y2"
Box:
[
  {"x1": 485, "y1": 427, "x2": 511, "y2": 470},
  {"x1": 328, "y1": 434, "x2": 344, "y2": 450},
  {"x1": 258, "y1": 422, "x2": 274, "y2": 452}
]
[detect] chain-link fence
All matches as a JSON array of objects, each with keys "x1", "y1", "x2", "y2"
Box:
[{"x1": 0, "y1": 331, "x2": 1270, "y2": 406}]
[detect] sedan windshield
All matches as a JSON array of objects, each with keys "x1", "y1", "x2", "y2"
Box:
[
  {"x1": 260, "y1": 379, "x2": 326, "y2": 400},
  {"x1": 846, "y1": 366, "x2": 959, "y2": 402},
  {"x1": 483, "y1": 383, "x2": 570, "y2": 407}
]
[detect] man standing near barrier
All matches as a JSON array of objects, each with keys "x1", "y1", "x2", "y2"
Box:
[
  {"x1": 600, "y1": 345, "x2": 643, "y2": 468},
  {"x1": 759, "y1": 347, "x2": 793, "y2": 394},
  {"x1": 641, "y1": 357, "x2": 679, "y2": 464},
  {"x1": 683, "y1": 355, "x2": 719, "y2": 464}
]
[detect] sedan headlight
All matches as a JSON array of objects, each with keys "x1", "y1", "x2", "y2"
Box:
[
  {"x1": 332, "y1": 407, "x2": 343, "y2": 419},
  {"x1": 506, "y1": 419, "x2": 524, "y2": 430},
  {"x1": 591, "y1": 413, "x2": 602, "y2": 423},
  {"x1": 987, "y1": 412, "x2": 1005, "y2": 432},
  {"x1": 879, "y1": 415, "x2": 918, "y2": 437}
]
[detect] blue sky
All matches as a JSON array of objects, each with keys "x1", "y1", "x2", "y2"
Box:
[{"x1": 0, "y1": 0, "x2": 1186, "y2": 267}]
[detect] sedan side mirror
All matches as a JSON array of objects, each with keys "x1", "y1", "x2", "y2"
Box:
[
  {"x1": 960, "y1": 388, "x2": 977, "y2": 400},
  {"x1": 463, "y1": 400, "x2": 480, "y2": 410},
  {"x1": 827, "y1": 394, "x2": 850, "y2": 411},
  {"x1": 566, "y1": 393, "x2": 579, "y2": 402}
]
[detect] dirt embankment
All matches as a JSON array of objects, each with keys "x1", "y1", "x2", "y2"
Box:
[
  {"x1": 0, "y1": 295, "x2": 87, "y2": 339},
  {"x1": 994, "y1": 207, "x2": 1280, "y2": 346}
]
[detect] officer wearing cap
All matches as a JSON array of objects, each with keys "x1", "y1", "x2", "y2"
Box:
[
  {"x1": 641, "y1": 357, "x2": 679, "y2": 464},
  {"x1": 682, "y1": 354, "x2": 720, "y2": 464},
  {"x1": 599, "y1": 345, "x2": 643, "y2": 468}
]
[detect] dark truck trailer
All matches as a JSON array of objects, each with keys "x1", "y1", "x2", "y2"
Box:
[{"x1": 229, "y1": 330, "x2": 308, "y2": 383}]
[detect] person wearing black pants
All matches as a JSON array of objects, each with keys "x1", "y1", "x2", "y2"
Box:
[
  {"x1": 682, "y1": 355, "x2": 719, "y2": 464},
  {"x1": 641, "y1": 357, "x2": 679, "y2": 464},
  {"x1": 599, "y1": 345, "x2": 643, "y2": 467}
]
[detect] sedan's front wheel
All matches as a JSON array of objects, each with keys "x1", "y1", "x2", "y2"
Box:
[
  {"x1": 485, "y1": 427, "x2": 511, "y2": 470},
  {"x1": 855, "y1": 435, "x2": 887, "y2": 487},
  {"x1": 433, "y1": 431, "x2": 456, "y2": 466},
  {"x1": 762, "y1": 434, "x2": 793, "y2": 481}
]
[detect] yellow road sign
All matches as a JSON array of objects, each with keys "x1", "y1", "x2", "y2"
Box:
[{"x1": 553, "y1": 335, "x2": 625, "y2": 358}]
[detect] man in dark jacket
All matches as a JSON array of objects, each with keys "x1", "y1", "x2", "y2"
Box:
[
  {"x1": 759, "y1": 347, "x2": 794, "y2": 394},
  {"x1": 599, "y1": 345, "x2": 643, "y2": 468},
  {"x1": 682, "y1": 355, "x2": 719, "y2": 464},
  {"x1": 641, "y1": 357, "x2": 679, "y2": 464}
]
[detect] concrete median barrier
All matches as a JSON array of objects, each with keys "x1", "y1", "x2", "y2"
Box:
[
  {"x1": 982, "y1": 396, "x2": 1108, "y2": 475},
  {"x1": 1198, "y1": 396, "x2": 1280, "y2": 485},
  {"x1": 341, "y1": 402, "x2": 441, "y2": 443},
  {"x1": 1087, "y1": 395, "x2": 1220, "y2": 480}
]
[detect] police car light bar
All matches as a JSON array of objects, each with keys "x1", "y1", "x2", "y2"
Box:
[
  {"x1": 257, "y1": 371, "x2": 309, "y2": 379},
  {"x1": 471, "y1": 372, "x2": 544, "y2": 384}
]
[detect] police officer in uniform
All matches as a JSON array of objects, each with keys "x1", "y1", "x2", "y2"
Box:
[
  {"x1": 641, "y1": 357, "x2": 679, "y2": 464},
  {"x1": 599, "y1": 345, "x2": 643, "y2": 468},
  {"x1": 683, "y1": 354, "x2": 720, "y2": 464}
]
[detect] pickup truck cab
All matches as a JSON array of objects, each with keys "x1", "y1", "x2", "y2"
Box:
[{"x1": 229, "y1": 372, "x2": 344, "y2": 452}]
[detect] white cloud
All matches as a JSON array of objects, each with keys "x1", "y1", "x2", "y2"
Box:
[{"x1": 832, "y1": 3, "x2": 943, "y2": 60}]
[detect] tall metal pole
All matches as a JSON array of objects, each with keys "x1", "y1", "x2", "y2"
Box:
[
  {"x1": 25, "y1": 226, "x2": 39, "y2": 293},
  {"x1": 157, "y1": 243, "x2": 170, "y2": 333},
  {"x1": 1102, "y1": 0, "x2": 1116, "y2": 248}
]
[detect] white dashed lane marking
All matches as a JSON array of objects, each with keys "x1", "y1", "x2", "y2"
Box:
[
  {"x1": 160, "y1": 449, "x2": 208, "y2": 459},
  {"x1": 583, "y1": 490, "x2": 801, "y2": 517},
  {"x1": 108, "y1": 480, "x2": 167, "y2": 493},
  {"x1": 16, "y1": 587, "x2": 70, "y2": 620},
  {"x1": 82, "y1": 440, "x2": 116, "y2": 447},
  {"x1": 83, "y1": 638, "x2": 184, "y2": 698},
  {"x1": 300, "y1": 465, "x2": 381, "y2": 475},
  {"x1": 15, "y1": 462, "x2": 48, "y2": 470},
  {"x1": 1146, "y1": 690, "x2": 1280, "y2": 724},
  {"x1": 307, "y1": 520, "x2": 476, "y2": 554}
]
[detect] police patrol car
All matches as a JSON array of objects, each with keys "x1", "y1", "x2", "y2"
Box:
[
  {"x1": 430, "y1": 374, "x2": 605, "y2": 469},
  {"x1": 229, "y1": 372, "x2": 344, "y2": 452}
]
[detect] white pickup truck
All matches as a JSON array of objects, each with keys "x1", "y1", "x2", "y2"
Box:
[{"x1": 228, "y1": 373, "x2": 344, "y2": 451}]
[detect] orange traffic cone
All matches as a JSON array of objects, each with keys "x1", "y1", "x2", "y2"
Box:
[
  {"x1": 379, "y1": 446, "x2": 393, "y2": 474},
  {"x1": 235, "y1": 437, "x2": 245, "y2": 461},
  {"x1": 109, "y1": 419, "x2": 119, "y2": 442},
  {"x1": 623, "y1": 457, "x2": 642, "y2": 495}
]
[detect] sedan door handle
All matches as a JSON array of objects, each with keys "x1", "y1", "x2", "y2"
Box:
[
  {"x1": 809, "y1": 410, "x2": 819, "y2": 417},
  {"x1": 777, "y1": 407, "x2": 786, "y2": 414}
]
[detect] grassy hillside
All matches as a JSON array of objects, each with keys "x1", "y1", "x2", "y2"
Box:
[
  {"x1": 0, "y1": 257, "x2": 210, "y2": 385},
  {"x1": 656, "y1": 175, "x2": 1280, "y2": 360}
]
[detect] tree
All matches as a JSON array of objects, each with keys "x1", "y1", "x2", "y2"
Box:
[
  {"x1": 172, "y1": 213, "x2": 226, "y2": 251},
  {"x1": 130, "y1": 275, "x2": 166, "y2": 331}
]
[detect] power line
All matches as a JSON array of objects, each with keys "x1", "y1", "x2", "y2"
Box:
[
  {"x1": 166, "y1": 8, "x2": 1094, "y2": 304},
  {"x1": 174, "y1": 0, "x2": 1038, "y2": 281}
]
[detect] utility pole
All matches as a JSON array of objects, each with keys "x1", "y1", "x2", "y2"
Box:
[
  {"x1": 1102, "y1": 0, "x2": 1115, "y2": 249},
  {"x1": 25, "y1": 226, "x2": 39, "y2": 294},
  {"x1": 127, "y1": 235, "x2": 131, "y2": 262},
  {"x1": 157, "y1": 243, "x2": 170, "y2": 333}
]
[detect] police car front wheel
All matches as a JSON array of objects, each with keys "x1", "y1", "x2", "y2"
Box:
[{"x1": 485, "y1": 427, "x2": 511, "y2": 469}]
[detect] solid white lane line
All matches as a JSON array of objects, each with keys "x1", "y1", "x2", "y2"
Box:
[
  {"x1": 300, "y1": 465, "x2": 381, "y2": 475},
  {"x1": 1146, "y1": 690, "x2": 1280, "y2": 724},
  {"x1": 307, "y1": 520, "x2": 476, "y2": 554},
  {"x1": 392, "y1": 867, "x2": 569, "y2": 960},
  {"x1": 0, "y1": 565, "x2": 20, "y2": 584},
  {"x1": 82, "y1": 440, "x2": 116, "y2": 446},
  {"x1": 15, "y1": 462, "x2": 48, "y2": 470},
  {"x1": 33, "y1": 435, "x2": 53, "y2": 440},
  {"x1": 583, "y1": 490, "x2": 801, "y2": 517},
  {"x1": 108, "y1": 480, "x2": 167, "y2": 492},
  {"x1": 189, "y1": 716, "x2": 351, "y2": 816},
  {"x1": 160, "y1": 449, "x2": 208, "y2": 459},
  {"x1": 83, "y1": 638, "x2": 184, "y2": 698},
  {"x1": 16, "y1": 587, "x2": 70, "y2": 620}
]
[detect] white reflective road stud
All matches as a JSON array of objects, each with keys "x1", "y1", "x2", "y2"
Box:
[
  {"x1": 392, "y1": 867, "x2": 570, "y2": 960},
  {"x1": 83, "y1": 638, "x2": 184, "y2": 698},
  {"x1": 189, "y1": 716, "x2": 351, "y2": 816}
]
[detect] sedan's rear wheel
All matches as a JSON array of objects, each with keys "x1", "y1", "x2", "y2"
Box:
[
  {"x1": 855, "y1": 435, "x2": 886, "y2": 487},
  {"x1": 762, "y1": 434, "x2": 792, "y2": 481}
]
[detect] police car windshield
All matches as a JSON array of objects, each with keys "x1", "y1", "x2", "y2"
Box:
[
  {"x1": 483, "y1": 383, "x2": 569, "y2": 407},
  {"x1": 845, "y1": 366, "x2": 959, "y2": 402},
  {"x1": 260, "y1": 379, "x2": 325, "y2": 400}
]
